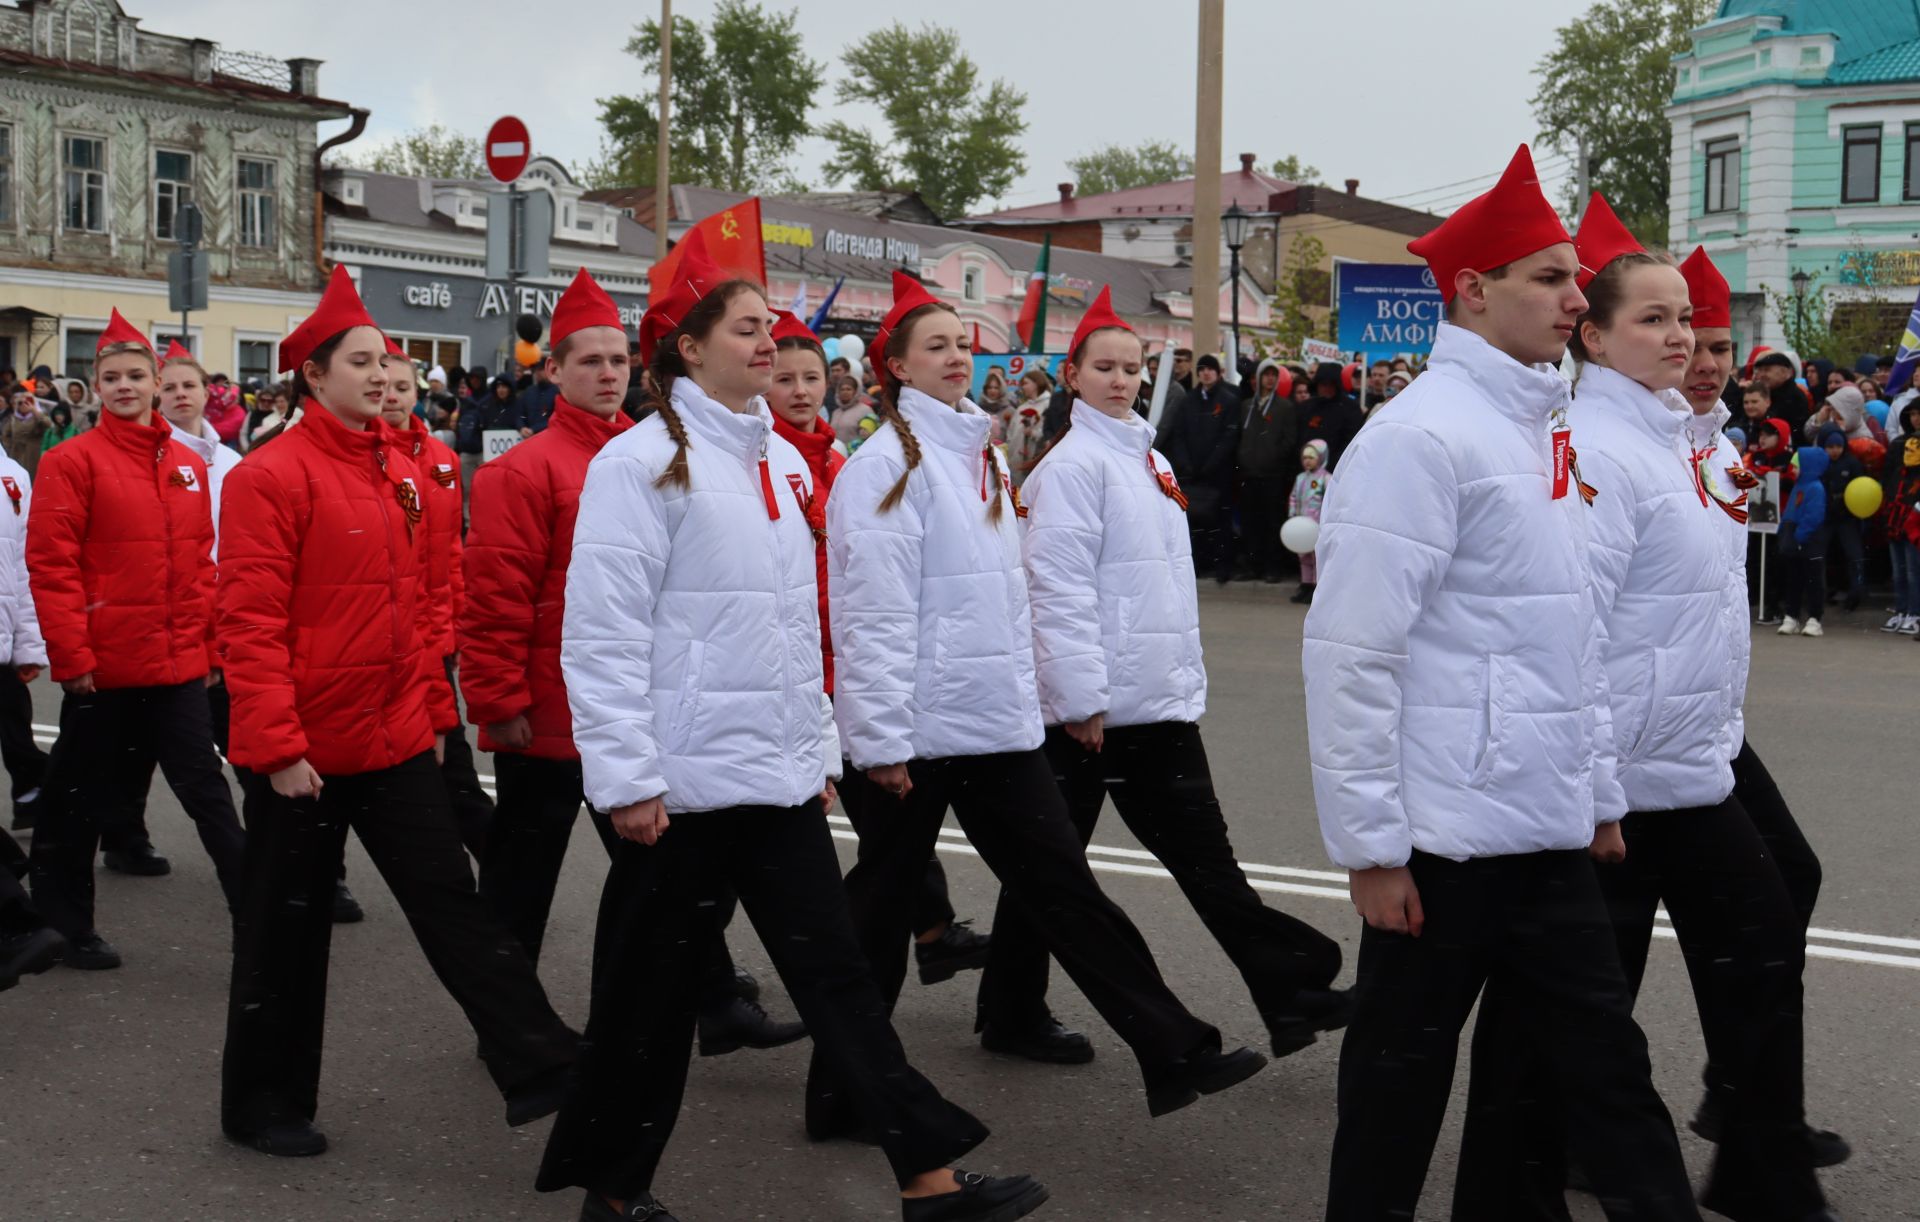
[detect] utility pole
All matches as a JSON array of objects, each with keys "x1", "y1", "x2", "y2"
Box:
[
  {"x1": 1191, "y1": 0, "x2": 1224, "y2": 360},
  {"x1": 1575, "y1": 130, "x2": 1592, "y2": 224},
  {"x1": 655, "y1": 0, "x2": 672, "y2": 252}
]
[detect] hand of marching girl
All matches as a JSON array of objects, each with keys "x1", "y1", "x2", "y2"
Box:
[
  {"x1": 611, "y1": 796, "x2": 670, "y2": 845},
  {"x1": 820, "y1": 779, "x2": 838, "y2": 814},
  {"x1": 1065, "y1": 714, "x2": 1104, "y2": 753},
  {"x1": 61, "y1": 672, "x2": 95, "y2": 694},
  {"x1": 868, "y1": 762, "x2": 912, "y2": 800},
  {"x1": 271, "y1": 759, "x2": 324, "y2": 800},
  {"x1": 1589, "y1": 820, "x2": 1626, "y2": 864}
]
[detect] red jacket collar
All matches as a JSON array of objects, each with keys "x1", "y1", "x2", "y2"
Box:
[
  {"x1": 551, "y1": 395, "x2": 634, "y2": 448},
  {"x1": 771, "y1": 411, "x2": 835, "y2": 458},
  {"x1": 300, "y1": 397, "x2": 397, "y2": 459},
  {"x1": 96, "y1": 405, "x2": 174, "y2": 459}
]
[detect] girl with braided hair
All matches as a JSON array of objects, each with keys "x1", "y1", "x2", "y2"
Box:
[
  {"x1": 539, "y1": 235, "x2": 1045, "y2": 1222},
  {"x1": 808, "y1": 271, "x2": 1265, "y2": 1134}
]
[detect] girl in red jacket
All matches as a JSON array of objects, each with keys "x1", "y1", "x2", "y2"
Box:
[
  {"x1": 217, "y1": 267, "x2": 574, "y2": 1159},
  {"x1": 26, "y1": 312, "x2": 244, "y2": 970}
]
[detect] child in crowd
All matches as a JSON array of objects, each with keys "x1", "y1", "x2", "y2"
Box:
[
  {"x1": 1884, "y1": 427, "x2": 1920, "y2": 636},
  {"x1": 1778, "y1": 444, "x2": 1829, "y2": 637},
  {"x1": 1287, "y1": 440, "x2": 1330, "y2": 604}
]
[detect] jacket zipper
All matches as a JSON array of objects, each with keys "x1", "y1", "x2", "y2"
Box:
[
  {"x1": 761, "y1": 436, "x2": 797, "y2": 788},
  {"x1": 156, "y1": 441, "x2": 176, "y2": 683},
  {"x1": 374, "y1": 447, "x2": 404, "y2": 759}
]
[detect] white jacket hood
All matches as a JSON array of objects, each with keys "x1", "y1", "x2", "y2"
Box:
[
  {"x1": 826, "y1": 385, "x2": 1045, "y2": 768},
  {"x1": 562, "y1": 377, "x2": 837, "y2": 814},
  {"x1": 0, "y1": 455, "x2": 45, "y2": 667},
  {"x1": 1569, "y1": 363, "x2": 1735, "y2": 811},
  {"x1": 1303, "y1": 322, "x2": 1622, "y2": 870},
  {"x1": 1023, "y1": 399, "x2": 1204, "y2": 728}
]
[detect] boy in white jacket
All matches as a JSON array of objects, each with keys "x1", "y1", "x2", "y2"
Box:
[
  {"x1": 1302, "y1": 146, "x2": 1698, "y2": 1221},
  {"x1": 0, "y1": 450, "x2": 60, "y2": 987}
]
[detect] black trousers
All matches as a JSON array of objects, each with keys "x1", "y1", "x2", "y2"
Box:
[
  {"x1": 979, "y1": 722, "x2": 1340, "y2": 1029},
  {"x1": 29, "y1": 681, "x2": 244, "y2": 941},
  {"x1": 809, "y1": 749, "x2": 1218, "y2": 1130},
  {"x1": 1238, "y1": 476, "x2": 1288, "y2": 580},
  {"x1": 836, "y1": 766, "x2": 957, "y2": 938},
  {"x1": 99, "y1": 680, "x2": 230, "y2": 854},
  {"x1": 438, "y1": 656, "x2": 494, "y2": 857},
  {"x1": 1818, "y1": 517, "x2": 1865, "y2": 598},
  {"x1": 0, "y1": 828, "x2": 39, "y2": 937},
  {"x1": 536, "y1": 802, "x2": 986, "y2": 1198},
  {"x1": 0, "y1": 667, "x2": 46, "y2": 803},
  {"x1": 1184, "y1": 484, "x2": 1232, "y2": 582},
  {"x1": 1778, "y1": 531, "x2": 1827, "y2": 621},
  {"x1": 1460, "y1": 798, "x2": 1820, "y2": 1220},
  {"x1": 1326, "y1": 849, "x2": 1696, "y2": 1222},
  {"x1": 221, "y1": 751, "x2": 574, "y2": 1135}
]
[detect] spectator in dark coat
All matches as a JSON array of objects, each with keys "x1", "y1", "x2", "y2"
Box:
[
  {"x1": 1236, "y1": 359, "x2": 1299, "y2": 583},
  {"x1": 1818, "y1": 426, "x2": 1866, "y2": 610},
  {"x1": 1156, "y1": 353, "x2": 1241, "y2": 584},
  {"x1": 1755, "y1": 352, "x2": 1811, "y2": 438},
  {"x1": 1298, "y1": 363, "x2": 1364, "y2": 470},
  {"x1": 516, "y1": 363, "x2": 559, "y2": 433}
]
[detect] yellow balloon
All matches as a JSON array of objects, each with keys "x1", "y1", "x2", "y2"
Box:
[
  {"x1": 1844, "y1": 476, "x2": 1884, "y2": 519},
  {"x1": 514, "y1": 339, "x2": 542, "y2": 369}
]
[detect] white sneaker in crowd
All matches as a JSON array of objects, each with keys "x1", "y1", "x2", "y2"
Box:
[
  {"x1": 1884, "y1": 614, "x2": 1906, "y2": 632},
  {"x1": 1778, "y1": 617, "x2": 1801, "y2": 636},
  {"x1": 1801, "y1": 618, "x2": 1824, "y2": 638},
  {"x1": 1901, "y1": 617, "x2": 1920, "y2": 636}
]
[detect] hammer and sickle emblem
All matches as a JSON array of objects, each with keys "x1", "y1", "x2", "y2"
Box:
[{"x1": 719, "y1": 211, "x2": 741, "y2": 242}]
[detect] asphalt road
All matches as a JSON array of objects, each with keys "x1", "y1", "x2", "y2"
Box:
[{"x1": 3, "y1": 585, "x2": 1915, "y2": 1221}]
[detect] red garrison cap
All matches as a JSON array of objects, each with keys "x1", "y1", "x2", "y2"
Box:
[
  {"x1": 383, "y1": 335, "x2": 406, "y2": 358},
  {"x1": 1407, "y1": 145, "x2": 1572, "y2": 303},
  {"x1": 281, "y1": 265, "x2": 379, "y2": 373},
  {"x1": 552, "y1": 266, "x2": 625, "y2": 348},
  {"x1": 97, "y1": 309, "x2": 154, "y2": 357},
  {"x1": 771, "y1": 309, "x2": 820, "y2": 345},
  {"x1": 638, "y1": 228, "x2": 728, "y2": 366},
  {"x1": 1067, "y1": 285, "x2": 1133, "y2": 359},
  {"x1": 161, "y1": 339, "x2": 193, "y2": 362},
  {"x1": 869, "y1": 271, "x2": 945, "y2": 386},
  {"x1": 1573, "y1": 192, "x2": 1645, "y2": 291},
  {"x1": 1679, "y1": 246, "x2": 1731, "y2": 330}
]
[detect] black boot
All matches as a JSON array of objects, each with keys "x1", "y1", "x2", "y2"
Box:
[
  {"x1": 697, "y1": 995, "x2": 807, "y2": 1057},
  {"x1": 102, "y1": 839, "x2": 170, "y2": 876},
  {"x1": 729, "y1": 964, "x2": 761, "y2": 1002},
  {"x1": 580, "y1": 1192, "x2": 679, "y2": 1221},
  {"x1": 916, "y1": 918, "x2": 992, "y2": 985},
  {"x1": 331, "y1": 881, "x2": 364, "y2": 924},
  {"x1": 1691, "y1": 1091, "x2": 1851, "y2": 1167},
  {"x1": 61, "y1": 931, "x2": 121, "y2": 970},
  {"x1": 0, "y1": 925, "x2": 65, "y2": 990},
  {"x1": 902, "y1": 1170, "x2": 1049, "y2": 1222},
  {"x1": 227, "y1": 1119, "x2": 328, "y2": 1157},
  {"x1": 1263, "y1": 986, "x2": 1354, "y2": 1057},
  {"x1": 1144, "y1": 1044, "x2": 1268, "y2": 1117},
  {"x1": 504, "y1": 1062, "x2": 573, "y2": 1127},
  {"x1": 979, "y1": 1014, "x2": 1095, "y2": 1065},
  {"x1": 10, "y1": 790, "x2": 38, "y2": 831},
  {"x1": 1290, "y1": 584, "x2": 1311, "y2": 604}
]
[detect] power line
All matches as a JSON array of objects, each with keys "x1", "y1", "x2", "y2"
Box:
[{"x1": 1375, "y1": 154, "x2": 1571, "y2": 206}]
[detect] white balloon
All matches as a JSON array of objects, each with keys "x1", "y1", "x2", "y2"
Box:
[
  {"x1": 1280, "y1": 516, "x2": 1321, "y2": 555},
  {"x1": 842, "y1": 354, "x2": 863, "y2": 381},
  {"x1": 838, "y1": 334, "x2": 865, "y2": 360}
]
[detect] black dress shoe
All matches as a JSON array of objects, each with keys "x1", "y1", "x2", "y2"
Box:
[
  {"x1": 730, "y1": 964, "x2": 761, "y2": 1002},
  {"x1": 697, "y1": 995, "x2": 807, "y2": 1057},
  {"x1": 103, "y1": 840, "x2": 171, "y2": 876},
  {"x1": 1691, "y1": 1092, "x2": 1852, "y2": 1167},
  {"x1": 916, "y1": 919, "x2": 992, "y2": 985},
  {"x1": 1263, "y1": 987, "x2": 1355, "y2": 1057},
  {"x1": 228, "y1": 1119, "x2": 328, "y2": 1157},
  {"x1": 902, "y1": 1170, "x2": 1049, "y2": 1222},
  {"x1": 331, "y1": 881, "x2": 364, "y2": 924},
  {"x1": 1290, "y1": 585, "x2": 1311, "y2": 604},
  {"x1": 979, "y1": 1016, "x2": 1095, "y2": 1065},
  {"x1": 580, "y1": 1191, "x2": 679, "y2": 1220},
  {"x1": 10, "y1": 792, "x2": 37, "y2": 831},
  {"x1": 0, "y1": 926, "x2": 66, "y2": 987},
  {"x1": 61, "y1": 932, "x2": 121, "y2": 970},
  {"x1": 504, "y1": 1064, "x2": 572, "y2": 1127},
  {"x1": 1145, "y1": 1044, "x2": 1268, "y2": 1117}
]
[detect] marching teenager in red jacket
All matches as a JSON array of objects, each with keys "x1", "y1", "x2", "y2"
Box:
[
  {"x1": 380, "y1": 340, "x2": 494, "y2": 855},
  {"x1": 218, "y1": 267, "x2": 574, "y2": 1160},
  {"x1": 767, "y1": 310, "x2": 992, "y2": 989},
  {"x1": 25, "y1": 312, "x2": 244, "y2": 970}
]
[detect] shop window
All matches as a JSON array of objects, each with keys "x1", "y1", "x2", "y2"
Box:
[
  {"x1": 64, "y1": 327, "x2": 103, "y2": 380},
  {"x1": 1703, "y1": 138, "x2": 1739, "y2": 214},
  {"x1": 154, "y1": 149, "x2": 194, "y2": 240},
  {"x1": 1842, "y1": 125, "x2": 1881, "y2": 204},
  {"x1": 1905, "y1": 124, "x2": 1920, "y2": 201},
  {"x1": 238, "y1": 340, "x2": 274, "y2": 384},
  {"x1": 63, "y1": 135, "x2": 107, "y2": 232},
  {"x1": 238, "y1": 158, "x2": 277, "y2": 248}
]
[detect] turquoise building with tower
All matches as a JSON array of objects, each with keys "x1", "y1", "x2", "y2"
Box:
[{"x1": 1668, "y1": 0, "x2": 1920, "y2": 353}]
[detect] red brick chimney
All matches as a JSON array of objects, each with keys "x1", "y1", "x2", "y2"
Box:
[
  {"x1": 1345, "y1": 177, "x2": 1360, "y2": 196},
  {"x1": 1058, "y1": 182, "x2": 1074, "y2": 203},
  {"x1": 1240, "y1": 153, "x2": 1256, "y2": 174}
]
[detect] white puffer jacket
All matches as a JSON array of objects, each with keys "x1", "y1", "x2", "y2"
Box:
[
  {"x1": 1569, "y1": 364, "x2": 1735, "y2": 812},
  {"x1": 1685, "y1": 403, "x2": 1752, "y2": 759},
  {"x1": 172, "y1": 418, "x2": 241, "y2": 557},
  {"x1": 1303, "y1": 323, "x2": 1623, "y2": 871},
  {"x1": 827, "y1": 386, "x2": 1045, "y2": 770},
  {"x1": 562, "y1": 378, "x2": 837, "y2": 815},
  {"x1": 0, "y1": 455, "x2": 46, "y2": 667},
  {"x1": 1024, "y1": 399, "x2": 1204, "y2": 728}
]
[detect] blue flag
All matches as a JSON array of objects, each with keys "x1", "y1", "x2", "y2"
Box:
[
  {"x1": 807, "y1": 276, "x2": 845, "y2": 333},
  {"x1": 1885, "y1": 286, "x2": 1920, "y2": 395}
]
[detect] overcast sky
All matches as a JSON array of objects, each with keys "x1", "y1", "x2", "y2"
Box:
[{"x1": 154, "y1": 0, "x2": 1598, "y2": 216}]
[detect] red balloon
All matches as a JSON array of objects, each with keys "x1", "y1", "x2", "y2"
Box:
[{"x1": 1342, "y1": 362, "x2": 1360, "y2": 393}]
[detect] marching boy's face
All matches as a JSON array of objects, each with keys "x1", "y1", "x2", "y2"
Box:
[{"x1": 1452, "y1": 244, "x2": 1587, "y2": 368}]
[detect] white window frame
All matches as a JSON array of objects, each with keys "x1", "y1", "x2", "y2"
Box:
[
  {"x1": 384, "y1": 331, "x2": 469, "y2": 371},
  {"x1": 0, "y1": 123, "x2": 14, "y2": 227},
  {"x1": 962, "y1": 264, "x2": 984, "y2": 304},
  {"x1": 1703, "y1": 137, "x2": 1740, "y2": 214},
  {"x1": 59, "y1": 316, "x2": 109, "y2": 380},
  {"x1": 61, "y1": 132, "x2": 108, "y2": 234},
  {"x1": 153, "y1": 147, "x2": 195, "y2": 241},
  {"x1": 237, "y1": 156, "x2": 278, "y2": 249},
  {"x1": 152, "y1": 323, "x2": 204, "y2": 357},
  {"x1": 234, "y1": 330, "x2": 281, "y2": 385}
]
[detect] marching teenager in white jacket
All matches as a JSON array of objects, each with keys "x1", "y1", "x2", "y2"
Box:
[
  {"x1": 974, "y1": 287, "x2": 1349, "y2": 1063},
  {"x1": 1462, "y1": 197, "x2": 1828, "y2": 1222},
  {"x1": 0, "y1": 447, "x2": 58, "y2": 985},
  {"x1": 1304, "y1": 147, "x2": 1697, "y2": 1222},
  {"x1": 810, "y1": 271, "x2": 1265, "y2": 1137},
  {"x1": 537, "y1": 238, "x2": 1047, "y2": 1222},
  {"x1": 1677, "y1": 246, "x2": 1848, "y2": 1169}
]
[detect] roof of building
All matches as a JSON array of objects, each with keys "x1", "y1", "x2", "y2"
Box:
[
  {"x1": 1825, "y1": 35, "x2": 1920, "y2": 83},
  {"x1": 774, "y1": 191, "x2": 943, "y2": 224},
  {"x1": 0, "y1": 45, "x2": 353, "y2": 115},
  {"x1": 1717, "y1": 0, "x2": 1920, "y2": 68},
  {"x1": 325, "y1": 168, "x2": 658, "y2": 258},
  {"x1": 962, "y1": 161, "x2": 1298, "y2": 225}
]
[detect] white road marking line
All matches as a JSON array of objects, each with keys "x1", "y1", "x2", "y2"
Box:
[{"x1": 31, "y1": 726, "x2": 1917, "y2": 969}]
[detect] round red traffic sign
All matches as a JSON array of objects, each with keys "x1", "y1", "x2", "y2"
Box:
[{"x1": 485, "y1": 115, "x2": 530, "y2": 183}]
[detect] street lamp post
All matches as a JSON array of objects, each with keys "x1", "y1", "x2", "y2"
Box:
[
  {"x1": 1791, "y1": 268, "x2": 1811, "y2": 351},
  {"x1": 1222, "y1": 202, "x2": 1250, "y2": 373}
]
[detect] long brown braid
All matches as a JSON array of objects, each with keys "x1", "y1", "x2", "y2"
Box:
[
  {"x1": 643, "y1": 278, "x2": 764, "y2": 491},
  {"x1": 876, "y1": 302, "x2": 1006, "y2": 523}
]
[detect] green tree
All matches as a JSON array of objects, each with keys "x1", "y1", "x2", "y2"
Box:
[
  {"x1": 1272, "y1": 232, "x2": 1329, "y2": 353},
  {"x1": 595, "y1": 0, "x2": 821, "y2": 193},
  {"x1": 1531, "y1": 0, "x2": 1714, "y2": 246},
  {"x1": 1067, "y1": 140, "x2": 1192, "y2": 197},
  {"x1": 1269, "y1": 154, "x2": 1322, "y2": 185},
  {"x1": 343, "y1": 123, "x2": 485, "y2": 178},
  {"x1": 819, "y1": 22, "x2": 1028, "y2": 220},
  {"x1": 1765, "y1": 249, "x2": 1902, "y2": 366}
]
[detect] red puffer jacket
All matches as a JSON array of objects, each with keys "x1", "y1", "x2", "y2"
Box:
[
  {"x1": 395, "y1": 414, "x2": 464, "y2": 659},
  {"x1": 27, "y1": 408, "x2": 215, "y2": 688},
  {"x1": 218, "y1": 402, "x2": 458, "y2": 777},
  {"x1": 770, "y1": 412, "x2": 842, "y2": 693},
  {"x1": 460, "y1": 397, "x2": 631, "y2": 758}
]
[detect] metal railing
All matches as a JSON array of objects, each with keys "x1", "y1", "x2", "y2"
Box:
[{"x1": 213, "y1": 49, "x2": 290, "y2": 91}]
